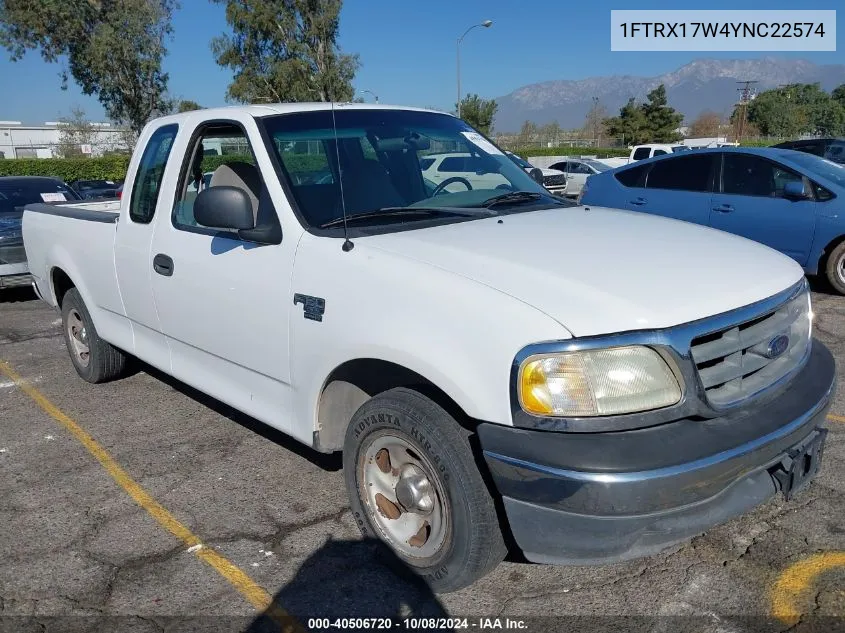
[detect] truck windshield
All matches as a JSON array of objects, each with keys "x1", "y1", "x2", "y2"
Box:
[{"x1": 260, "y1": 108, "x2": 554, "y2": 230}]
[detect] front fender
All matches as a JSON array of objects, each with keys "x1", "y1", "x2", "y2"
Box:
[{"x1": 288, "y1": 233, "x2": 570, "y2": 445}]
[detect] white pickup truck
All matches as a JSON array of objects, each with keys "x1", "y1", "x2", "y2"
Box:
[{"x1": 23, "y1": 104, "x2": 835, "y2": 592}]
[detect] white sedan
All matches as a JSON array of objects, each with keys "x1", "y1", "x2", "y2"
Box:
[{"x1": 548, "y1": 158, "x2": 612, "y2": 197}]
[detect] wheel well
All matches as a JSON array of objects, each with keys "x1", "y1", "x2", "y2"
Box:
[
  {"x1": 315, "y1": 359, "x2": 472, "y2": 453},
  {"x1": 51, "y1": 268, "x2": 75, "y2": 307}
]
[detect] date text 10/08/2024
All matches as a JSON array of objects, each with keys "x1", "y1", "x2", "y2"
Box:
[{"x1": 306, "y1": 618, "x2": 529, "y2": 630}]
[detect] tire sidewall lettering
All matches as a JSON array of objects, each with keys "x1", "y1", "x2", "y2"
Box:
[{"x1": 352, "y1": 412, "x2": 401, "y2": 440}]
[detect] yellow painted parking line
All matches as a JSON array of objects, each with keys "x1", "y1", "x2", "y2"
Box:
[
  {"x1": 827, "y1": 414, "x2": 845, "y2": 424},
  {"x1": 0, "y1": 359, "x2": 301, "y2": 633},
  {"x1": 772, "y1": 552, "x2": 845, "y2": 624}
]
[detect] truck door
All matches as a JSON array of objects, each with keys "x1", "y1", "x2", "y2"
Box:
[
  {"x1": 149, "y1": 117, "x2": 296, "y2": 432},
  {"x1": 114, "y1": 123, "x2": 180, "y2": 371}
]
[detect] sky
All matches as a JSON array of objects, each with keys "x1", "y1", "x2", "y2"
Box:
[{"x1": 0, "y1": 0, "x2": 842, "y2": 124}]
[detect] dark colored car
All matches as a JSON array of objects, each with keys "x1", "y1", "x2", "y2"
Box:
[
  {"x1": 0, "y1": 176, "x2": 81, "y2": 288},
  {"x1": 68, "y1": 179, "x2": 120, "y2": 199},
  {"x1": 772, "y1": 138, "x2": 845, "y2": 165}
]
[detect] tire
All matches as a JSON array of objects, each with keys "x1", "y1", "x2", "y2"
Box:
[
  {"x1": 825, "y1": 242, "x2": 845, "y2": 295},
  {"x1": 344, "y1": 387, "x2": 506, "y2": 593},
  {"x1": 61, "y1": 287, "x2": 127, "y2": 383}
]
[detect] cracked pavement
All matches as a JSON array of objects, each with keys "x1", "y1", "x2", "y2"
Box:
[{"x1": 1, "y1": 283, "x2": 844, "y2": 632}]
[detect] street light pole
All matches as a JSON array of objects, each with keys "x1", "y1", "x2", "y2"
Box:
[
  {"x1": 456, "y1": 20, "x2": 492, "y2": 119},
  {"x1": 361, "y1": 89, "x2": 379, "y2": 103}
]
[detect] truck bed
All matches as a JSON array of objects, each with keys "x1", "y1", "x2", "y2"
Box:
[
  {"x1": 25, "y1": 199, "x2": 121, "y2": 223},
  {"x1": 22, "y1": 200, "x2": 123, "y2": 314}
]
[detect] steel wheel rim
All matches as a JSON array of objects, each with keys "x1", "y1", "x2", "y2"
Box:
[
  {"x1": 838, "y1": 255, "x2": 845, "y2": 285},
  {"x1": 66, "y1": 309, "x2": 90, "y2": 367},
  {"x1": 360, "y1": 433, "x2": 449, "y2": 560}
]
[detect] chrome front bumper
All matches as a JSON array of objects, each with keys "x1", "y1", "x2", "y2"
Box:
[{"x1": 479, "y1": 340, "x2": 835, "y2": 564}]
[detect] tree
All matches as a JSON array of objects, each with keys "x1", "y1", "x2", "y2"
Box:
[
  {"x1": 641, "y1": 84, "x2": 683, "y2": 142},
  {"x1": 176, "y1": 99, "x2": 203, "y2": 112},
  {"x1": 583, "y1": 97, "x2": 608, "y2": 143},
  {"x1": 55, "y1": 106, "x2": 98, "y2": 158},
  {"x1": 212, "y1": 0, "x2": 360, "y2": 103},
  {"x1": 517, "y1": 120, "x2": 538, "y2": 147},
  {"x1": 689, "y1": 111, "x2": 723, "y2": 138},
  {"x1": 0, "y1": 0, "x2": 176, "y2": 134},
  {"x1": 739, "y1": 83, "x2": 845, "y2": 137},
  {"x1": 538, "y1": 121, "x2": 562, "y2": 145},
  {"x1": 815, "y1": 99, "x2": 845, "y2": 136},
  {"x1": 604, "y1": 85, "x2": 682, "y2": 144},
  {"x1": 604, "y1": 98, "x2": 650, "y2": 145},
  {"x1": 456, "y1": 94, "x2": 497, "y2": 135},
  {"x1": 833, "y1": 84, "x2": 845, "y2": 107}
]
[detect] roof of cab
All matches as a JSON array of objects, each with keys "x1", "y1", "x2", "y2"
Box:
[{"x1": 150, "y1": 102, "x2": 452, "y2": 126}]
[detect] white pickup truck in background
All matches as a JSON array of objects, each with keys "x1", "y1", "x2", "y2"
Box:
[{"x1": 23, "y1": 104, "x2": 835, "y2": 592}]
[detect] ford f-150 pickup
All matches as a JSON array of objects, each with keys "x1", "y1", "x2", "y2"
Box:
[{"x1": 22, "y1": 104, "x2": 835, "y2": 592}]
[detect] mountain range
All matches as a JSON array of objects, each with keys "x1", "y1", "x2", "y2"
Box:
[{"x1": 493, "y1": 57, "x2": 845, "y2": 133}]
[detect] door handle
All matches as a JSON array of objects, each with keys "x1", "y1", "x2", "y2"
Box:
[
  {"x1": 153, "y1": 253, "x2": 174, "y2": 277},
  {"x1": 630, "y1": 197, "x2": 647, "y2": 206},
  {"x1": 712, "y1": 204, "x2": 734, "y2": 213}
]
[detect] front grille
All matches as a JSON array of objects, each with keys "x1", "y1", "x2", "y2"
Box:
[
  {"x1": 0, "y1": 244, "x2": 26, "y2": 265},
  {"x1": 690, "y1": 288, "x2": 811, "y2": 407},
  {"x1": 543, "y1": 174, "x2": 566, "y2": 186}
]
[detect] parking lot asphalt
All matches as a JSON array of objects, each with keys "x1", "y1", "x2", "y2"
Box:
[{"x1": 1, "y1": 284, "x2": 845, "y2": 633}]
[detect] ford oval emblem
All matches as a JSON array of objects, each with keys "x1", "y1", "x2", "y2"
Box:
[{"x1": 766, "y1": 334, "x2": 790, "y2": 359}]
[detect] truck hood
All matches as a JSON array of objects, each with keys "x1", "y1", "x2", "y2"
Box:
[{"x1": 362, "y1": 205, "x2": 805, "y2": 337}]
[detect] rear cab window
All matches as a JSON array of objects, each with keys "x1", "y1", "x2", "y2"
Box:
[
  {"x1": 129, "y1": 124, "x2": 179, "y2": 224},
  {"x1": 632, "y1": 147, "x2": 651, "y2": 160}
]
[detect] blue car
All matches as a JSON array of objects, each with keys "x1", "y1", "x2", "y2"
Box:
[{"x1": 580, "y1": 147, "x2": 845, "y2": 293}]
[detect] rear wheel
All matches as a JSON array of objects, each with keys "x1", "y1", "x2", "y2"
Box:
[
  {"x1": 61, "y1": 288, "x2": 127, "y2": 383},
  {"x1": 344, "y1": 388, "x2": 506, "y2": 593}
]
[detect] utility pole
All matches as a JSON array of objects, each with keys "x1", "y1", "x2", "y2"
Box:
[{"x1": 733, "y1": 80, "x2": 758, "y2": 143}]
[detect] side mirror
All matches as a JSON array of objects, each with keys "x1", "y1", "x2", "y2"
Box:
[
  {"x1": 783, "y1": 180, "x2": 809, "y2": 201},
  {"x1": 529, "y1": 167, "x2": 545, "y2": 185},
  {"x1": 194, "y1": 186, "x2": 255, "y2": 230}
]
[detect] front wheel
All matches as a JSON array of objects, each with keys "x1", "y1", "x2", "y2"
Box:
[
  {"x1": 825, "y1": 242, "x2": 845, "y2": 295},
  {"x1": 344, "y1": 388, "x2": 506, "y2": 593}
]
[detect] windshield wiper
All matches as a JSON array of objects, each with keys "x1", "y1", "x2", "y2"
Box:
[
  {"x1": 477, "y1": 191, "x2": 549, "y2": 208},
  {"x1": 319, "y1": 206, "x2": 493, "y2": 229}
]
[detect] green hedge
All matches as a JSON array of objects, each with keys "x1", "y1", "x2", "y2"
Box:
[
  {"x1": 0, "y1": 156, "x2": 130, "y2": 181},
  {"x1": 201, "y1": 152, "x2": 329, "y2": 174},
  {"x1": 512, "y1": 146, "x2": 630, "y2": 158},
  {"x1": 0, "y1": 152, "x2": 329, "y2": 183}
]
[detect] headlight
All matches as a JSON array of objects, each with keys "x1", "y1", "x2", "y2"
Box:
[{"x1": 518, "y1": 346, "x2": 681, "y2": 417}]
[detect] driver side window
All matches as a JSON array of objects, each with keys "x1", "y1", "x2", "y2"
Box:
[{"x1": 172, "y1": 123, "x2": 261, "y2": 234}]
